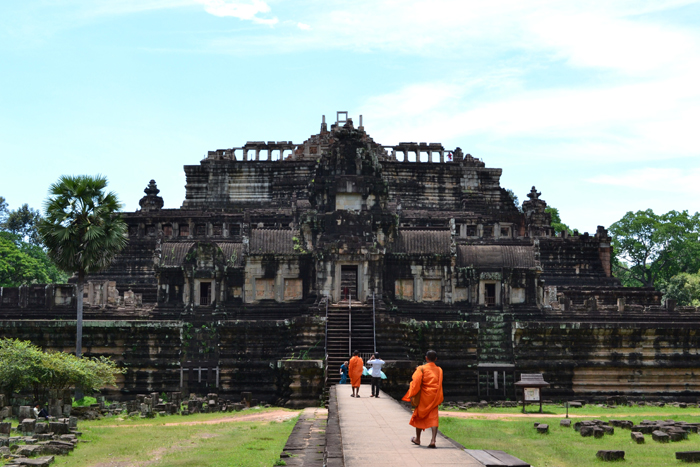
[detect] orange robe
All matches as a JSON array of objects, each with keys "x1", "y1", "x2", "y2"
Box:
[
  {"x1": 348, "y1": 355, "x2": 364, "y2": 388},
  {"x1": 401, "y1": 362, "x2": 444, "y2": 429}
]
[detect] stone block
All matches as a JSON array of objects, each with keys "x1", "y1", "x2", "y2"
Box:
[
  {"x1": 48, "y1": 422, "x2": 69, "y2": 435},
  {"x1": 676, "y1": 451, "x2": 700, "y2": 462},
  {"x1": 631, "y1": 432, "x2": 645, "y2": 444},
  {"x1": 0, "y1": 422, "x2": 11, "y2": 434},
  {"x1": 602, "y1": 425, "x2": 614, "y2": 435},
  {"x1": 596, "y1": 450, "x2": 625, "y2": 461},
  {"x1": 18, "y1": 406, "x2": 32, "y2": 420},
  {"x1": 68, "y1": 416, "x2": 77, "y2": 429},
  {"x1": 14, "y1": 456, "x2": 55, "y2": 466},
  {"x1": 593, "y1": 427, "x2": 604, "y2": 438},
  {"x1": 21, "y1": 419, "x2": 36, "y2": 433},
  {"x1": 568, "y1": 401, "x2": 582, "y2": 408},
  {"x1": 652, "y1": 430, "x2": 670, "y2": 443},
  {"x1": 14, "y1": 444, "x2": 43, "y2": 456},
  {"x1": 536, "y1": 424, "x2": 549, "y2": 433},
  {"x1": 560, "y1": 419, "x2": 571, "y2": 427},
  {"x1": 668, "y1": 429, "x2": 688, "y2": 442},
  {"x1": 580, "y1": 426, "x2": 594, "y2": 437},
  {"x1": 0, "y1": 406, "x2": 10, "y2": 419},
  {"x1": 34, "y1": 423, "x2": 48, "y2": 434}
]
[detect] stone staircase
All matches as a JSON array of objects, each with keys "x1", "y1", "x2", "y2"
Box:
[
  {"x1": 477, "y1": 312, "x2": 514, "y2": 365},
  {"x1": 476, "y1": 312, "x2": 517, "y2": 399},
  {"x1": 326, "y1": 300, "x2": 375, "y2": 387}
]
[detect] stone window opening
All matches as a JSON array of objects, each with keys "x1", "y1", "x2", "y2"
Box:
[
  {"x1": 129, "y1": 225, "x2": 139, "y2": 237},
  {"x1": 146, "y1": 225, "x2": 156, "y2": 236},
  {"x1": 467, "y1": 225, "x2": 477, "y2": 237},
  {"x1": 195, "y1": 224, "x2": 206, "y2": 236},
  {"x1": 229, "y1": 224, "x2": 241, "y2": 236},
  {"x1": 199, "y1": 282, "x2": 211, "y2": 306},
  {"x1": 500, "y1": 227, "x2": 510, "y2": 238},
  {"x1": 259, "y1": 149, "x2": 269, "y2": 160},
  {"x1": 163, "y1": 224, "x2": 173, "y2": 237},
  {"x1": 212, "y1": 224, "x2": 223, "y2": 236},
  {"x1": 485, "y1": 283, "x2": 497, "y2": 306},
  {"x1": 179, "y1": 224, "x2": 189, "y2": 237},
  {"x1": 483, "y1": 226, "x2": 493, "y2": 238}
]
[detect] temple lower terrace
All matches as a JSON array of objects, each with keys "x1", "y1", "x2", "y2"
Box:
[{"x1": 0, "y1": 112, "x2": 698, "y2": 406}]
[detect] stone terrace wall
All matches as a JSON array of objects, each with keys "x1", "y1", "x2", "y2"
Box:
[
  {"x1": 0, "y1": 319, "x2": 181, "y2": 398},
  {"x1": 513, "y1": 321, "x2": 700, "y2": 400},
  {"x1": 0, "y1": 316, "x2": 325, "y2": 405},
  {"x1": 375, "y1": 315, "x2": 479, "y2": 401}
]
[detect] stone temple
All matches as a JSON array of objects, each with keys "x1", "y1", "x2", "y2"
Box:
[{"x1": 1, "y1": 112, "x2": 698, "y2": 406}]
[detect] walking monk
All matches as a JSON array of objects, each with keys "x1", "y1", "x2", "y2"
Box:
[
  {"x1": 348, "y1": 350, "x2": 364, "y2": 397},
  {"x1": 402, "y1": 350, "x2": 443, "y2": 448}
]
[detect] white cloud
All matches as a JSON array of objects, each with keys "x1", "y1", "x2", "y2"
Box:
[
  {"x1": 194, "y1": 0, "x2": 277, "y2": 24},
  {"x1": 297, "y1": 22, "x2": 311, "y2": 30}
]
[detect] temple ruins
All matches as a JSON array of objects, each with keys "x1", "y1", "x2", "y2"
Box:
[{"x1": 1, "y1": 112, "x2": 697, "y2": 406}]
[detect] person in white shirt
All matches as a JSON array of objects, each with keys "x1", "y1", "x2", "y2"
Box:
[{"x1": 367, "y1": 352, "x2": 386, "y2": 398}]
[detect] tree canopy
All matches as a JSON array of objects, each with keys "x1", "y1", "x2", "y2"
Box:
[
  {"x1": 609, "y1": 209, "x2": 700, "y2": 289},
  {"x1": 545, "y1": 206, "x2": 574, "y2": 235},
  {"x1": 0, "y1": 198, "x2": 69, "y2": 287},
  {"x1": 0, "y1": 338, "x2": 123, "y2": 399},
  {"x1": 39, "y1": 175, "x2": 128, "y2": 279}
]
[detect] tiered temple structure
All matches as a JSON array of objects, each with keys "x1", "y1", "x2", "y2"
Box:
[{"x1": 1, "y1": 112, "x2": 697, "y2": 405}]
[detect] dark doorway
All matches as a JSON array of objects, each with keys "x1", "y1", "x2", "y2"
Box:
[
  {"x1": 485, "y1": 283, "x2": 496, "y2": 306},
  {"x1": 200, "y1": 282, "x2": 211, "y2": 306},
  {"x1": 341, "y1": 265, "x2": 358, "y2": 301}
]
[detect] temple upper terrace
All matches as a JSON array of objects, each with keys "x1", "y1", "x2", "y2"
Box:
[{"x1": 203, "y1": 112, "x2": 481, "y2": 165}]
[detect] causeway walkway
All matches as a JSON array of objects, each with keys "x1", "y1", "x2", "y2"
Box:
[{"x1": 335, "y1": 383, "x2": 484, "y2": 466}]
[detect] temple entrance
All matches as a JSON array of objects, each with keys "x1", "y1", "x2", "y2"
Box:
[{"x1": 340, "y1": 265, "x2": 358, "y2": 301}]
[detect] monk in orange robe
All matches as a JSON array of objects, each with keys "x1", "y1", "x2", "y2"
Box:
[
  {"x1": 402, "y1": 350, "x2": 444, "y2": 448},
  {"x1": 348, "y1": 350, "x2": 364, "y2": 397}
]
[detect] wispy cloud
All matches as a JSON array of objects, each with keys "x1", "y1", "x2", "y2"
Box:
[{"x1": 194, "y1": 0, "x2": 277, "y2": 25}]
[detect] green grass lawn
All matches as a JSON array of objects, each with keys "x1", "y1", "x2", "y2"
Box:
[
  {"x1": 440, "y1": 404, "x2": 700, "y2": 466},
  {"x1": 2, "y1": 408, "x2": 299, "y2": 467}
]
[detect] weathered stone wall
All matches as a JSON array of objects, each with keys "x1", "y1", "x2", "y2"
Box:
[
  {"x1": 374, "y1": 316, "x2": 479, "y2": 401},
  {"x1": 0, "y1": 315, "x2": 325, "y2": 405},
  {"x1": 513, "y1": 321, "x2": 700, "y2": 400}
]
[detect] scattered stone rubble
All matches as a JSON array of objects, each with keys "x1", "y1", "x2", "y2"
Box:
[
  {"x1": 538, "y1": 417, "x2": 699, "y2": 462},
  {"x1": 1, "y1": 391, "x2": 266, "y2": 466},
  {"x1": 0, "y1": 413, "x2": 79, "y2": 466}
]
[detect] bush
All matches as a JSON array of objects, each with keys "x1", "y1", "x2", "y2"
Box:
[{"x1": 0, "y1": 338, "x2": 124, "y2": 399}]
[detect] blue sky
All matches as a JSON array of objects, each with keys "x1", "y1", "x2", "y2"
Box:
[{"x1": 1, "y1": 0, "x2": 699, "y2": 233}]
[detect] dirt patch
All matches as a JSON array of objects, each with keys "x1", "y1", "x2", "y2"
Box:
[{"x1": 98, "y1": 409, "x2": 298, "y2": 428}]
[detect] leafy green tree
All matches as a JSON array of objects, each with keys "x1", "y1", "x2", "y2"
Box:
[
  {"x1": 609, "y1": 209, "x2": 700, "y2": 288},
  {"x1": 545, "y1": 206, "x2": 573, "y2": 235},
  {"x1": 660, "y1": 271, "x2": 700, "y2": 306},
  {"x1": 0, "y1": 338, "x2": 43, "y2": 398},
  {"x1": 0, "y1": 232, "x2": 68, "y2": 286},
  {"x1": 38, "y1": 175, "x2": 128, "y2": 359},
  {"x1": 2, "y1": 203, "x2": 43, "y2": 246}
]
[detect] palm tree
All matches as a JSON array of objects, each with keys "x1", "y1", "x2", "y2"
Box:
[{"x1": 38, "y1": 175, "x2": 128, "y2": 359}]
